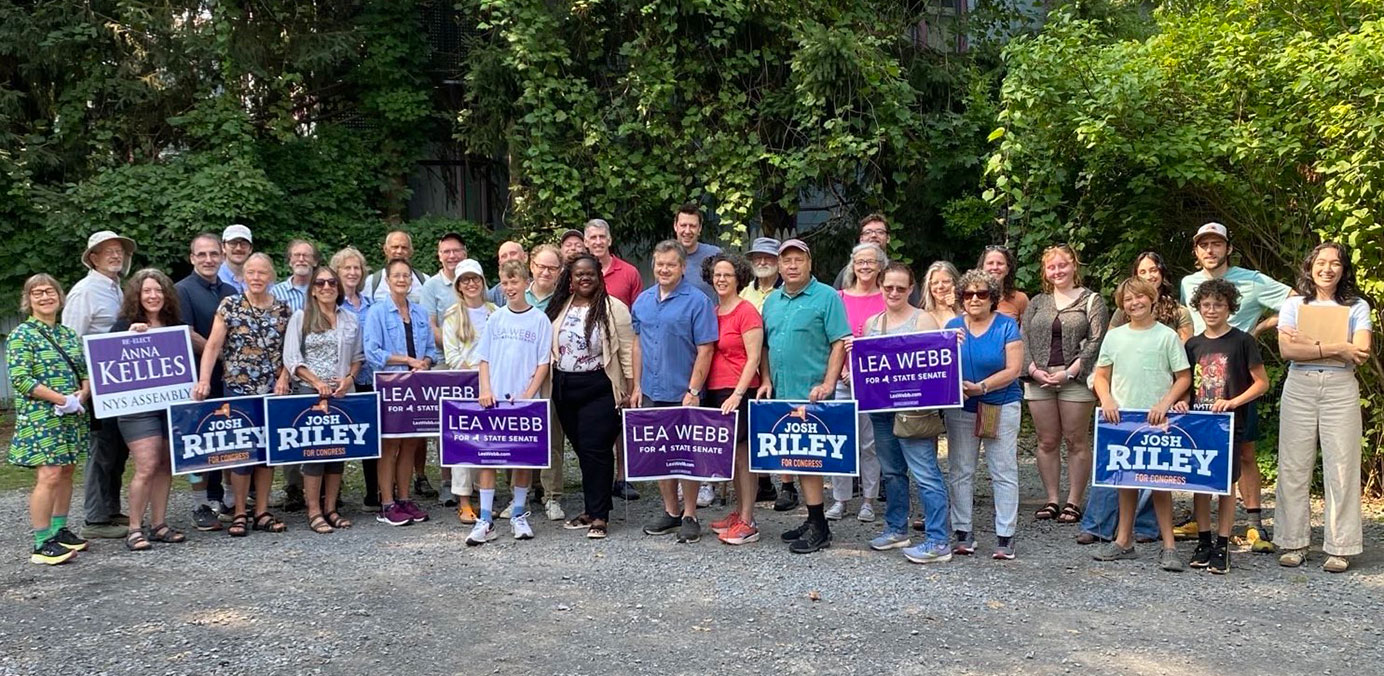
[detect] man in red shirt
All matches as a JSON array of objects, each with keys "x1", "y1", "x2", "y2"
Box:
[{"x1": 584, "y1": 218, "x2": 644, "y2": 310}]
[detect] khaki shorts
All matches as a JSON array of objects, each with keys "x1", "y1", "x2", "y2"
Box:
[{"x1": 1023, "y1": 367, "x2": 1096, "y2": 403}]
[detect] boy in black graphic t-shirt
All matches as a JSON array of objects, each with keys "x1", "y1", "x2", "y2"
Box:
[{"x1": 1173, "y1": 279, "x2": 1269, "y2": 574}]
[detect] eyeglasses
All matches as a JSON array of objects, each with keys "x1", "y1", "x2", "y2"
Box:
[
  {"x1": 457, "y1": 276, "x2": 483, "y2": 285},
  {"x1": 532, "y1": 263, "x2": 560, "y2": 273},
  {"x1": 853, "y1": 259, "x2": 880, "y2": 267},
  {"x1": 961, "y1": 289, "x2": 991, "y2": 301},
  {"x1": 882, "y1": 285, "x2": 910, "y2": 294},
  {"x1": 313, "y1": 279, "x2": 338, "y2": 288},
  {"x1": 29, "y1": 288, "x2": 58, "y2": 299},
  {"x1": 861, "y1": 228, "x2": 888, "y2": 237}
]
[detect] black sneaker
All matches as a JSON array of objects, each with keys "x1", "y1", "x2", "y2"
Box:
[
  {"x1": 53, "y1": 527, "x2": 88, "y2": 552},
  {"x1": 613, "y1": 480, "x2": 641, "y2": 501},
  {"x1": 789, "y1": 520, "x2": 831, "y2": 554},
  {"x1": 773, "y1": 483, "x2": 799, "y2": 512},
  {"x1": 643, "y1": 512, "x2": 681, "y2": 536},
  {"x1": 1189, "y1": 542, "x2": 1214, "y2": 569},
  {"x1": 193, "y1": 504, "x2": 223, "y2": 532},
  {"x1": 755, "y1": 478, "x2": 777, "y2": 503},
  {"x1": 414, "y1": 476, "x2": 439, "y2": 499},
  {"x1": 780, "y1": 519, "x2": 811, "y2": 542},
  {"x1": 282, "y1": 486, "x2": 306, "y2": 512},
  {"x1": 362, "y1": 493, "x2": 382, "y2": 513},
  {"x1": 31, "y1": 538, "x2": 76, "y2": 565},
  {"x1": 1208, "y1": 545, "x2": 1230, "y2": 575},
  {"x1": 677, "y1": 516, "x2": 701, "y2": 543}
]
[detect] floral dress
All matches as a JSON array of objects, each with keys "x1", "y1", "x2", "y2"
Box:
[
  {"x1": 6, "y1": 318, "x2": 90, "y2": 467},
  {"x1": 217, "y1": 295, "x2": 291, "y2": 396}
]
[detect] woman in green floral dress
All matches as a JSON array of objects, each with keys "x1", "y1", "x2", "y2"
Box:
[{"x1": 6, "y1": 274, "x2": 92, "y2": 565}]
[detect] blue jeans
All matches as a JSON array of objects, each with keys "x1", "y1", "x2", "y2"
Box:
[
  {"x1": 1081, "y1": 485, "x2": 1158, "y2": 540},
  {"x1": 870, "y1": 413, "x2": 950, "y2": 546}
]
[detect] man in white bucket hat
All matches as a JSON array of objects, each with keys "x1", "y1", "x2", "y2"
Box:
[{"x1": 63, "y1": 230, "x2": 137, "y2": 539}]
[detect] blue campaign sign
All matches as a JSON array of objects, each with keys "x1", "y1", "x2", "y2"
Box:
[
  {"x1": 167, "y1": 396, "x2": 267, "y2": 476},
  {"x1": 264, "y1": 393, "x2": 381, "y2": 466},
  {"x1": 748, "y1": 400, "x2": 859, "y2": 477},
  {"x1": 1092, "y1": 410, "x2": 1234, "y2": 495}
]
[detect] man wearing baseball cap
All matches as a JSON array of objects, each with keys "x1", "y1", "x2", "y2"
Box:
[
  {"x1": 63, "y1": 230, "x2": 137, "y2": 539},
  {"x1": 559, "y1": 228, "x2": 587, "y2": 263},
  {"x1": 219, "y1": 224, "x2": 254, "y2": 293},
  {"x1": 738, "y1": 236, "x2": 790, "y2": 506},
  {"x1": 1177, "y1": 222, "x2": 1292, "y2": 550},
  {"x1": 758, "y1": 238, "x2": 852, "y2": 553}
]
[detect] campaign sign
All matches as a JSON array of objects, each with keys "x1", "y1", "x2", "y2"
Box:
[
  {"x1": 850, "y1": 330, "x2": 963, "y2": 412},
  {"x1": 1092, "y1": 410, "x2": 1234, "y2": 495},
  {"x1": 265, "y1": 393, "x2": 380, "y2": 466},
  {"x1": 749, "y1": 400, "x2": 859, "y2": 477},
  {"x1": 622, "y1": 407, "x2": 737, "y2": 481},
  {"x1": 439, "y1": 399, "x2": 550, "y2": 469},
  {"x1": 375, "y1": 370, "x2": 479, "y2": 438},
  {"x1": 83, "y1": 326, "x2": 196, "y2": 419},
  {"x1": 167, "y1": 396, "x2": 266, "y2": 475}
]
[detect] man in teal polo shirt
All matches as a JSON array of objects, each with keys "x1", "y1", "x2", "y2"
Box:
[
  {"x1": 632, "y1": 240, "x2": 719, "y2": 543},
  {"x1": 1178, "y1": 222, "x2": 1292, "y2": 549},
  {"x1": 757, "y1": 238, "x2": 851, "y2": 553}
]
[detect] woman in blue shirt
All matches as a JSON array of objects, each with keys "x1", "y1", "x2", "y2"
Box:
[
  {"x1": 944, "y1": 269, "x2": 1024, "y2": 560},
  {"x1": 331, "y1": 247, "x2": 381, "y2": 511},
  {"x1": 363, "y1": 259, "x2": 441, "y2": 528}
]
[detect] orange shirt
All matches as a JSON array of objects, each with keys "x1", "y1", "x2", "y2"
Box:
[{"x1": 997, "y1": 290, "x2": 1029, "y2": 325}]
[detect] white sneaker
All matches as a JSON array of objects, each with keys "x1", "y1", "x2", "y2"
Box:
[
  {"x1": 857, "y1": 502, "x2": 876, "y2": 523},
  {"x1": 696, "y1": 483, "x2": 715, "y2": 508},
  {"x1": 499, "y1": 502, "x2": 514, "y2": 519},
  {"x1": 465, "y1": 520, "x2": 496, "y2": 546},
  {"x1": 512, "y1": 511, "x2": 535, "y2": 540},
  {"x1": 545, "y1": 499, "x2": 565, "y2": 521},
  {"x1": 825, "y1": 501, "x2": 846, "y2": 520}
]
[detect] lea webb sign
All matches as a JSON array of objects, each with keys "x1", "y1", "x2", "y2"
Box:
[
  {"x1": 83, "y1": 326, "x2": 196, "y2": 418},
  {"x1": 849, "y1": 330, "x2": 963, "y2": 413},
  {"x1": 622, "y1": 407, "x2": 737, "y2": 481},
  {"x1": 375, "y1": 370, "x2": 480, "y2": 438},
  {"x1": 748, "y1": 400, "x2": 859, "y2": 477},
  {"x1": 439, "y1": 399, "x2": 550, "y2": 468},
  {"x1": 1092, "y1": 410, "x2": 1234, "y2": 495}
]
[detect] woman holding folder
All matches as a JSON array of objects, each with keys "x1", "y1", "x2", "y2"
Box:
[{"x1": 1274, "y1": 242, "x2": 1373, "y2": 573}]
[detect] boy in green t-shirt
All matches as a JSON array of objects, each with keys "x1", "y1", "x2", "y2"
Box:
[{"x1": 1092, "y1": 278, "x2": 1192, "y2": 571}]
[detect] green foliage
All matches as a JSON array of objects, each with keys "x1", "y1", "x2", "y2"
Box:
[
  {"x1": 988, "y1": 0, "x2": 1384, "y2": 492},
  {"x1": 456, "y1": 0, "x2": 1002, "y2": 272}
]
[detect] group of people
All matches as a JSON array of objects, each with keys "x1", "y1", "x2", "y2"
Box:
[{"x1": 7, "y1": 210, "x2": 1372, "y2": 575}]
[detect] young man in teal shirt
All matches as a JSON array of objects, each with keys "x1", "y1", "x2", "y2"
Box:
[
  {"x1": 1178, "y1": 222, "x2": 1291, "y2": 548},
  {"x1": 758, "y1": 239, "x2": 851, "y2": 553}
]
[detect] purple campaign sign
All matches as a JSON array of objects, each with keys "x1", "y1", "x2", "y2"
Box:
[
  {"x1": 622, "y1": 407, "x2": 737, "y2": 482},
  {"x1": 83, "y1": 325, "x2": 196, "y2": 418},
  {"x1": 439, "y1": 399, "x2": 550, "y2": 468},
  {"x1": 375, "y1": 370, "x2": 479, "y2": 438},
  {"x1": 849, "y1": 330, "x2": 963, "y2": 413}
]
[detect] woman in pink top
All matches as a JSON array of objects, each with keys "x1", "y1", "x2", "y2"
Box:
[{"x1": 830, "y1": 242, "x2": 886, "y2": 522}]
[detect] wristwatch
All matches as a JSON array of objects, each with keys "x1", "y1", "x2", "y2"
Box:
[{"x1": 687, "y1": 387, "x2": 701, "y2": 397}]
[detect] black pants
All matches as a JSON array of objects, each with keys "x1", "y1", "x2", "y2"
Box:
[
  {"x1": 355, "y1": 382, "x2": 380, "y2": 502},
  {"x1": 553, "y1": 370, "x2": 619, "y2": 521},
  {"x1": 84, "y1": 419, "x2": 129, "y2": 524}
]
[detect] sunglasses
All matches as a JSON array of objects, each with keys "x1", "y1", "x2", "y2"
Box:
[
  {"x1": 961, "y1": 289, "x2": 991, "y2": 301},
  {"x1": 313, "y1": 279, "x2": 338, "y2": 288},
  {"x1": 881, "y1": 285, "x2": 910, "y2": 294}
]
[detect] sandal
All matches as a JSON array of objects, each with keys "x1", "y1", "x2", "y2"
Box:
[
  {"x1": 1056, "y1": 503, "x2": 1082, "y2": 524},
  {"x1": 587, "y1": 521, "x2": 608, "y2": 539},
  {"x1": 149, "y1": 523, "x2": 186, "y2": 543},
  {"x1": 564, "y1": 514, "x2": 593, "y2": 530},
  {"x1": 1034, "y1": 502, "x2": 1061, "y2": 520},
  {"x1": 324, "y1": 511, "x2": 352, "y2": 529},
  {"x1": 252, "y1": 512, "x2": 287, "y2": 533},
  {"x1": 228, "y1": 513, "x2": 249, "y2": 537},
  {"x1": 308, "y1": 514, "x2": 335, "y2": 534},
  {"x1": 125, "y1": 528, "x2": 151, "y2": 551}
]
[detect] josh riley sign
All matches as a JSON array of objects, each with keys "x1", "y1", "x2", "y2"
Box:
[
  {"x1": 167, "y1": 396, "x2": 267, "y2": 475},
  {"x1": 748, "y1": 400, "x2": 859, "y2": 477},
  {"x1": 1092, "y1": 410, "x2": 1234, "y2": 495},
  {"x1": 265, "y1": 393, "x2": 381, "y2": 465},
  {"x1": 83, "y1": 326, "x2": 196, "y2": 418}
]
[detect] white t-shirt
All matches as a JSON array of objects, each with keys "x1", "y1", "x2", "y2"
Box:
[
  {"x1": 476, "y1": 305, "x2": 553, "y2": 400},
  {"x1": 1278, "y1": 296, "x2": 1373, "y2": 371}
]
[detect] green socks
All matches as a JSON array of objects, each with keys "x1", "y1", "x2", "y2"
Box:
[
  {"x1": 32, "y1": 515, "x2": 68, "y2": 548},
  {"x1": 52, "y1": 514, "x2": 67, "y2": 531}
]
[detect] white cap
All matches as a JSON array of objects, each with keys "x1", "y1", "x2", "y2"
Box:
[
  {"x1": 1193, "y1": 222, "x2": 1228, "y2": 244},
  {"x1": 454, "y1": 258, "x2": 485, "y2": 281},
  {"x1": 222, "y1": 223, "x2": 253, "y2": 243}
]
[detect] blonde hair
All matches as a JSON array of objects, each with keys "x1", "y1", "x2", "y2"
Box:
[
  {"x1": 1114, "y1": 277, "x2": 1159, "y2": 312},
  {"x1": 1039, "y1": 244, "x2": 1083, "y2": 294},
  {"x1": 448, "y1": 273, "x2": 490, "y2": 346},
  {"x1": 499, "y1": 259, "x2": 530, "y2": 280},
  {"x1": 922, "y1": 261, "x2": 961, "y2": 313},
  {"x1": 20, "y1": 274, "x2": 64, "y2": 315},
  {"x1": 329, "y1": 246, "x2": 370, "y2": 293}
]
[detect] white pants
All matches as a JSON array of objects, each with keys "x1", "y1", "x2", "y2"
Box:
[
  {"x1": 1275, "y1": 369, "x2": 1363, "y2": 556},
  {"x1": 944, "y1": 402, "x2": 1022, "y2": 538},
  {"x1": 833, "y1": 381, "x2": 879, "y2": 501}
]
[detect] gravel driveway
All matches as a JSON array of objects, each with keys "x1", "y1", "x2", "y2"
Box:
[{"x1": 2, "y1": 440, "x2": 1381, "y2": 675}]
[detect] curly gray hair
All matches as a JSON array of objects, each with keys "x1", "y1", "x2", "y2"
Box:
[{"x1": 956, "y1": 268, "x2": 1001, "y2": 312}]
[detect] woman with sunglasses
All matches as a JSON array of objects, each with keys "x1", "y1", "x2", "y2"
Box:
[
  {"x1": 1021, "y1": 245, "x2": 1107, "y2": 526},
  {"x1": 442, "y1": 259, "x2": 495, "y2": 523},
  {"x1": 282, "y1": 265, "x2": 363, "y2": 534},
  {"x1": 946, "y1": 270, "x2": 1024, "y2": 559}
]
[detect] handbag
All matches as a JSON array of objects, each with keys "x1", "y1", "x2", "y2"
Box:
[
  {"x1": 894, "y1": 409, "x2": 944, "y2": 439},
  {"x1": 974, "y1": 401, "x2": 1001, "y2": 439}
]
